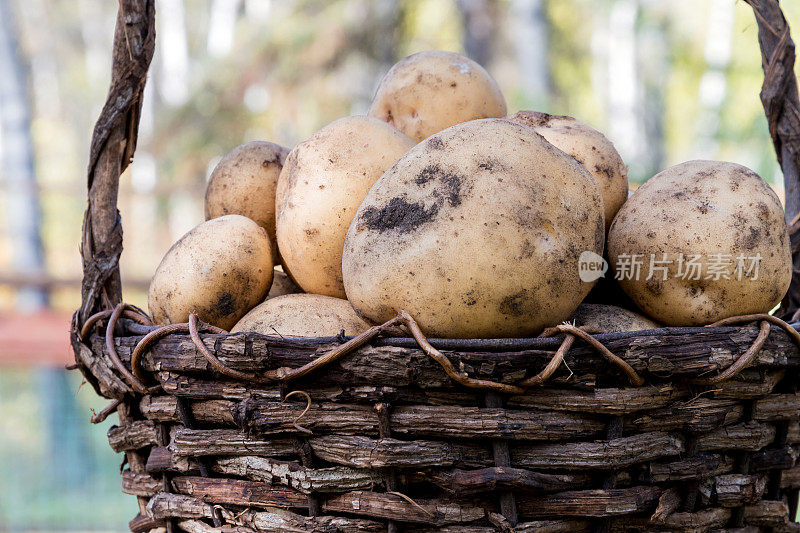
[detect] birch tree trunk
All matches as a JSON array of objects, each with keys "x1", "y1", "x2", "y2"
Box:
[
  {"x1": 354, "y1": 0, "x2": 400, "y2": 114},
  {"x1": 0, "y1": 0, "x2": 92, "y2": 499},
  {"x1": 606, "y1": 0, "x2": 645, "y2": 182},
  {"x1": 158, "y1": 0, "x2": 189, "y2": 107},
  {"x1": 637, "y1": 13, "x2": 669, "y2": 179},
  {"x1": 509, "y1": 0, "x2": 551, "y2": 108},
  {"x1": 0, "y1": 0, "x2": 47, "y2": 311},
  {"x1": 458, "y1": 0, "x2": 499, "y2": 68},
  {"x1": 207, "y1": 0, "x2": 241, "y2": 59},
  {"x1": 694, "y1": 0, "x2": 735, "y2": 159},
  {"x1": 0, "y1": 2, "x2": 47, "y2": 311}
]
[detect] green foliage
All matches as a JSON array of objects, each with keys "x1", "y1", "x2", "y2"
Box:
[{"x1": 0, "y1": 370, "x2": 134, "y2": 530}]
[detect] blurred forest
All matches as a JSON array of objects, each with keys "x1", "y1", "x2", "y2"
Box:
[
  {"x1": 1, "y1": 0, "x2": 799, "y2": 315},
  {"x1": 1, "y1": 0, "x2": 800, "y2": 530}
]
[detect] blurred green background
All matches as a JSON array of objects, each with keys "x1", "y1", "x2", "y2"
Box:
[
  {"x1": 0, "y1": 370, "x2": 130, "y2": 530},
  {"x1": 0, "y1": 0, "x2": 799, "y2": 530}
]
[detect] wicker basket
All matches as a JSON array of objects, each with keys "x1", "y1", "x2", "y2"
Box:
[
  {"x1": 72, "y1": 1, "x2": 800, "y2": 532},
  {"x1": 75, "y1": 312, "x2": 800, "y2": 532}
]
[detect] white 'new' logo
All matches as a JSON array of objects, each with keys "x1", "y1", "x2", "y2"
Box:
[{"x1": 578, "y1": 251, "x2": 608, "y2": 282}]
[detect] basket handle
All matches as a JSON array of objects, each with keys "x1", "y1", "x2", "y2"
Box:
[
  {"x1": 76, "y1": 0, "x2": 155, "y2": 326},
  {"x1": 746, "y1": 0, "x2": 800, "y2": 318}
]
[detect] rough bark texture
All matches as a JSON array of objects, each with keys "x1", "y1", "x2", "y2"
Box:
[
  {"x1": 78, "y1": 0, "x2": 155, "y2": 324},
  {"x1": 516, "y1": 486, "x2": 663, "y2": 518},
  {"x1": 746, "y1": 0, "x2": 800, "y2": 317},
  {"x1": 645, "y1": 454, "x2": 735, "y2": 483},
  {"x1": 171, "y1": 476, "x2": 309, "y2": 510},
  {"x1": 108, "y1": 420, "x2": 158, "y2": 452},
  {"x1": 417, "y1": 467, "x2": 591, "y2": 496},
  {"x1": 122, "y1": 470, "x2": 161, "y2": 497},
  {"x1": 511, "y1": 432, "x2": 684, "y2": 470},
  {"x1": 71, "y1": 0, "x2": 156, "y2": 401},
  {"x1": 83, "y1": 323, "x2": 800, "y2": 401},
  {"x1": 700, "y1": 474, "x2": 767, "y2": 507},
  {"x1": 81, "y1": 322, "x2": 800, "y2": 531}
]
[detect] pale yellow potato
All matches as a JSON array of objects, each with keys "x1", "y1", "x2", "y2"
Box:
[
  {"x1": 267, "y1": 267, "x2": 302, "y2": 299},
  {"x1": 342, "y1": 118, "x2": 604, "y2": 338},
  {"x1": 148, "y1": 215, "x2": 274, "y2": 330},
  {"x1": 231, "y1": 294, "x2": 371, "y2": 337},
  {"x1": 569, "y1": 303, "x2": 659, "y2": 333},
  {"x1": 368, "y1": 50, "x2": 506, "y2": 142},
  {"x1": 205, "y1": 141, "x2": 289, "y2": 262},
  {"x1": 508, "y1": 111, "x2": 628, "y2": 230},
  {"x1": 276, "y1": 116, "x2": 415, "y2": 298},
  {"x1": 608, "y1": 160, "x2": 791, "y2": 326}
]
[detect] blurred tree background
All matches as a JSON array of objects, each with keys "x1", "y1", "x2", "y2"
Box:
[{"x1": 0, "y1": 0, "x2": 799, "y2": 530}]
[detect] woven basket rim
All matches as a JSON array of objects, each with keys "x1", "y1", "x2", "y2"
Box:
[{"x1": 120, "y1": 319, "x2": 800, "y2": 352}]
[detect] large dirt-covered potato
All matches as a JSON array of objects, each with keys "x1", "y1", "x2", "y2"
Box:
[
  {"x1": 342, "y1": 118, "x2": 604, "y2": 338},
  {"x1": 368, "y1": 50, "x2": 506, "y2": 142},
  {"x1": 569, "y1": 303, "x2": 659, "y2": 333},
  {"x1": 205, "y1": 141, "x2": 289, "y2": 262},
  {"x1": 276, "y1": 116, "x2": 415, "y2": 298},
  {"x1": 608, "y1": 160, "x2": 791, "y2": 326},
  {"x1": 508, "y1": 111, "x2": 628, "y2": 230},
  {"x1": 148, "y1": 215, "x2": 274, "y2": 330},
  {"x1": 231, "y1": 294, "x2": 371, "y2": 337}
]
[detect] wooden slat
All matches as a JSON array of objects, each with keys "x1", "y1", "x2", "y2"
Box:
[
  {"x1": 171, "y1": 476, "x2": 308, "y2": 509},
  {"x1": 517, "y1": 486, "x2": 662, "y2": 518}
]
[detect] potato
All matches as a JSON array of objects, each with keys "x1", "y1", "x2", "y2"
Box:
[
  {"x1": 608, "y1": 160, "x2": 791, "y2": 326},
  {"x1": 205, "y1": 141, "x2": 289, "y2": 262},
  {"x1": 276, "y1": 116, "x2": 415, "y2": 298},
  {"x1": 342, "y1": 118, "x2": 604, "y2": 338},
  {"x1": 267, "y1": 267, "x2": 302, "y2": 299},
  {"x1": 368, "y1": 50, "x2": 506, "y2": 142},
  {"x1": 148, "y1": 215, "x2": 274, "y2": 330},
  {"x1": 508, "y1": 111, "x2": 628, "y2": 230},
  {"x1": 231, "y1": 294, "x2": 371, "y2": 337},
  {"x1": 569, "y1": 303, "x2": 659, "y2": 333}
]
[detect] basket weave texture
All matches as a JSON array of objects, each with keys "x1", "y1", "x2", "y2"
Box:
[{"x1": 76, "y1": 318, "x2": 800, "y2": 532}]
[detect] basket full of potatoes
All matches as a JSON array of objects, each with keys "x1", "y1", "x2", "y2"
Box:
[{"x1": 76, "y1": 50, "x2": 800, "y2": 531}]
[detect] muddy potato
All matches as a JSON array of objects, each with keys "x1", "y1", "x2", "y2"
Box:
[
  {"x1": 231, "y1": 294, "x2": 371, "y2": 337},
  {"x1": 267, "y1": 267, "x2": 302, "y2": 299},
  {"x1": 608, "y1": 160, "x2": 791, "y2": 326},
  {"x1": 508, "y1": 111, "x2": 628, "y2": 230},
  {"x1": 569, "y1": 303, "x2": 659, "y2": 333},
  {"x1": 205, "y1": 141, "x2": 289, "y2": 262},
  {"x1": 148, "y1": 215, "x2": 274, "y2": 330},
  {"x1": 368, "y1": 50, "x2": 507, "y2": 142},
  {"x1": 276, "y1": 116, "x2": 415, "y2": 298},
  {"x1": 342, "y1": 118, "x2": 604, "y2": 338}
]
